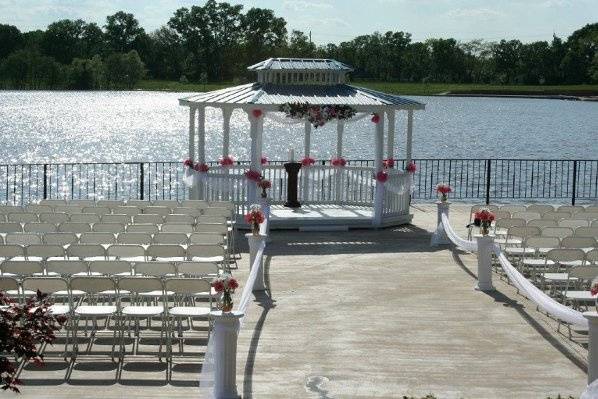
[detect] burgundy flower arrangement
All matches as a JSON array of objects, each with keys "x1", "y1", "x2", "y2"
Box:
[
  {"x1": 0, "y1": 291, "x2": 66, "y2": 392},
  {"x1": 244, "y1": 169, "x2": 262, "y2": 182},
  {"x1": 279, "y1": 103, "x2": 356, "y2": 128},
  {"x1": 245, "y1": 205, "x2": 265, "y2": 235},
  {"x1": 183, "y1": 158, "x2": 194, "y2": 168},
  {"x1": 252, "y1": 109, "x2": 263, "y2": 118},
  {"x1": 375, "y1": 170, "x2": 389, "y2": 183},
  {"x1": 371, "y1": 113, "x2": 380, "y2": 124},
  {"x1": 405, "y1": 161, "x2": 417, "y2": 173},
  {"x1": 474, "y1": 208, "x2": 495, "y2": 235},
  {"x1": 260, "y1": 156, "x2": 268, "y2": 165},
  {"x1": 301, "y1": 156, "x2": 316, "y2": 167},
  {"x1": 194, "y1": 163, "x2": 209, "y2": 172},
  {"x1": 383, "y1": 158, "x2": 395, "y2": 169},
  {"x1": 436, "y1": 183, "x2": 452, "y2": 202},
  {"x1": 219, "y1": 155, "x2": 235, "y2": 167},
  {"x1": 331, "y1": 157, "x2": 347, "y2": 168},
  {"x1": 212, "y1": 274, "x2": 239, "y2": 312},
  {"x1": 258, "y1": 179, "x2": 271, "y2": 198}
]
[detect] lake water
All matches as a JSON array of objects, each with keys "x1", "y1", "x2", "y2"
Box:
[{"x1": 0, "y1": 90, "x2": 597, "y2": 164}]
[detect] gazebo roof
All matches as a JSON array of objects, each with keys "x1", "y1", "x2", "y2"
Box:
[{"x1": 179, "y1": 83, "x2": 425, "y2": 111}]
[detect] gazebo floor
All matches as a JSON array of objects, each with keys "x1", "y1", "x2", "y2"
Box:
[{"x1": 267, "y1": 204, "x2": 411, "y2": 230}]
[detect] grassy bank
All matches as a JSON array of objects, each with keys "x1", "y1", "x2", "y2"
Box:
[{"x1": 136, "y1": 79, "x2": 598, "y2": 97}]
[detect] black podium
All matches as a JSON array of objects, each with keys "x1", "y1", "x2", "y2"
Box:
[{"x1": 284, "y1": 162, "x2": 302, "y2": 208}]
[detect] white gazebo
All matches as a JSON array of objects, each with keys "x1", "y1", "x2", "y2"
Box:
[{"x1": 179, "y1": 58, "x2": 425, "y2": 229}]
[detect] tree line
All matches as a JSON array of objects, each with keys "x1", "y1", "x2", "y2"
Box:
[{"x1": 1, "y1": 0, "x2": 597, "y2": 90}]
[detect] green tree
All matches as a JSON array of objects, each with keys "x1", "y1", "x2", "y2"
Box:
[
  {"x1": 41, "y1": 19, "x2": 87, "y2": 64},
  {"x1": 0, "y1": 49, "x2": 66, "y2": 89},
  {"x1": 104, "y1": 11, "x2": 145, "y2": 53},
  {"x1": 104, "y1": 50, "x2": 144, "y2": 89},
  {"x1": 287, "y1": 30, "x2": 315, "y2": 58},
  {"x1": 241, "y1": 7, "x2": 287, "y2": 65},
  {"x1": 561, "y1": 23, "x2": 598, "y2": 83},
  {"x1": 0, "y1": 24, "x2": 23, "y2": 60}
]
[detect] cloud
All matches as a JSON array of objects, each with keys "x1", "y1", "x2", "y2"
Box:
[
  {"x1": 446, "y1": 7, "x2": 504, "y2": 20},
  {"x1": 282, "y1": 0, "x2": 334, "y2": 12}
]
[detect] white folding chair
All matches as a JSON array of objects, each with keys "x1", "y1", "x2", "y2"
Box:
[
  {"x1": 161, "y1": 224, "x2": 193, "y2": 234},
  {"x1": 68, "y1": 199, "x2": 94, "y2": 206},
  {"x1": 0, "y1": 222, "x2": 23, "y2": 233},
  {"x1": 165, "y1": 214, "x2": 195, "y2": 225},
  {"x1": 527, "y1": 204, "x2": 554, "y2": 215},
  {"x1": 153, "y1": 232, "x2": 188, "y2": 245},
  {"x1": 26, "y1": 204, "x2": 53, "y2": 214},
  {"x1": 143, "y1": 206, "x2": 171, "y2": 216},
  {"x1": 8, "y1": 213, "x2": 39, "y2": 223},
  {"x1": 147, "y1": 244, "x2": 186, "y2": 262},
  {"x1": 499, "y1": 205, "x2": 526, "y2": 214},
  {"x1": 67, "y1": 244, "x2": 106, "y2": 261},
  {"x1": 96, "y1": 200, "x2": 123, "y2": 208},
  {"x1": 58, "y1": 222, "x2": 92, "y2": 233},
  {"x1": 126, "y1": 200, "x2": 150, "y2": 208},
  {"x1": 117, "y1": 232, "x2": 153, "y2": 245},
  {"x1": 558, "y1": 219, "x2": 589, "y2": 229},
  {"x1": 558, "y1": 205, "x2": 585, "y2": 214},
  {"x1": 187, "y1": 244, "x2": 226, "y2": 263},
  {"x1": 542, "y1": 227, "x2": 574, "y2": 240},
  {"x1": 82, "y1": 206, "x2": 111, "y2": 216},
  {"x1": 152, "y1": 200, "x2": 180, "y2": 209},
  {"x1": 43, "y1": 232, "x2": 77, "y2": 246},
  {"x1": 80, "y1": 232, "x2": 117, "y2": 245},
  {"x1": 25, "y1": 244, "x2": 65, "y2": 262},
  {"x1": 561, "y1": 237, "x2": 597, "y2": 250},
  {"x1": 189, "y1": 233, "x2": 225, "y2": 245},
  {"x1": 93, "y1": 223, "x2": 125, "y2": 234},
  {"x1": 69, "y1": 213, "x2": 101, "y2": 224},
  {"x1": 40, "y1": 199, "x2": 66, "y2": 206},
  {"x1": 575, "y1": 227, "x2": 598, "y2": 238},
  {"x1": 113, "y1": 206, "x2": 142, "y2": 216},
  {"x1": 527, "y1": 219, "x2": 557, "y2": 228},
  {"x1": 39, "y1": 212, "x2": 69, "y2": 224},
  {"x1": 0, "y1": 245, "x2": 25, "y2": 263},
  {"x1": 177, "y1": 261, "x2": 220, "y2": 277},
  {"x1": 54, "y1": 205, "x2": 84, "y2": 214},
  {"x1": 6, "y1": 233, "x2": 42, "y2": 245},
  {"x1": 134, "y1": 214, "x2": 164, "y2": 224},
  {"x1": 46, "y1": 260, "x2": 89, "y2": 277},
  {"x1": 173, "y1": 207, "x2": 202, "y2": 217},
  {"x1": 106, "y1": 244, "x2": 146, "y2": 262},
  {"x1": 101, "y1": 214, "x2": 131, "y2": 225},
  {"x1": 89, "y1": 260, "x2": 132, "y2": 277},
  {"x1": 1, "y1": 260, "x2": 44, "y2": 278},
  {"x1": 180, "y1": 200, "x2": 209, "y2": 209},
  {"x1": 542, "y1": 211, "x2": 572, "y2": 221},
  {"x1": 512, "y1": 211, "x2": 541, "y2": 221},
  {"x1": 23, "y1": 222, "x2": 58, "y2": 233},
  {"x1": 126, "y1": 224, "x2": 159, "y2": 234}
]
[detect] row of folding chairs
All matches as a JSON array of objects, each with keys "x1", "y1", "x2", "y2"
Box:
[
  {"x1": 0, "y1": 222, "x2": 230, "y2": 235},
  {"x1": 0, "y1": 212, "x2": 228, "y2": 225},
  {"x1": 0, "y1": 259, "x2": 221, "y2": 279},
  {"x1": 0, "y1": 205, "x2": 232, "y2": 218},
  {"x1": 36, "y1": 198, "x2": 233, "y2": 210},
  {"x1": 470, "y1": 204, "x2": 598, "y2": 218},
  {"x1": 496, "y1": 223, "x2": 598, "y2": 243},
  {"x1": 0, "y1": 275, "x2": 218, "y2": 362}
]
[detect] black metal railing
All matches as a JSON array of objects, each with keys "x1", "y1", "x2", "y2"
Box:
[{"x1": 0, "y1": 159, "x2": 596, "y2": 205}]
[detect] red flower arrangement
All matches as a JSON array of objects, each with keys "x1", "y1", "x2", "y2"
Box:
[
  {"x1": 371, "y1": 113, "x2": 380, "y2": 124},
  {"x1": 194, "y1": 163, "x2": 209, "y2": 172},
  {"x1": 474, "y1": 208, "x2": 495, "y2": 235},
  {"x1": 436, "y1": 183, "x2": 452, "y2": 202},
  {"x1": 406, "y1": 161, "x2": 417, "y2": 173},
  {"x1": 261, "y1": 156, "x2": 268, "y2": 165},
  {"x1": 183, "y1": 158, "x2": 194, "y2": 168},
  {"x1": 591, "y1": 281, "x2": 598, "y2": 296},
  {"x1": 383, "y1": 158, "x2": 395, "y2": 169},
  {"x1": 258, "y1": 179, "x2": 271, "y2": 198},
  {"x1": 331, "y1": 157, "x2": 347, "y2": 167},
  {"x1": 375, "y1": 170, "x2": 389, "y2": 183},
  {"x1": 212, "y1": 274, "x2": 239, "y2": 312},
  {"x1": 301, "y1": 156, "x2": 316, "y2": 167},
  {"x1": 244, "y1": 169, "x2": 262, "y2": 182},
  {"x1": 0, "y1": 291, "x2": 67, "y2": 392},
  {"x1": 252, "y1": 109, "x2": 263, "y2": 118},
  {"x1": 219, "y1": 155, "x2": 235, "y2": 167},
  {"x1": 245, "y1": 205, "x2": 265, "y2": 236}
]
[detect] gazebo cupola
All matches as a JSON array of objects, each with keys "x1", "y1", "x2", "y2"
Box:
[{"x1": 248, "y1": 58, "x2": 353, "y2": 85}]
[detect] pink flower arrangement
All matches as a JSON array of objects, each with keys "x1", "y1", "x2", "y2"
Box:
[
  {"x1": 244, "y1": 207, "x2": 266, "y2": 225},
  {"x1": 375, "y1": 170, "x2": 389, "y2": 183},
  {"x1": 474, "y1": 208, "x2": 495, "y2": 235},
  {"x1": 194, "y1": 163, "x2": 209, "y2": 172},
  {"x1": 244, "y1": 169, "x2": 262, "y2": 182},
  {"x1": 436, "y1": 183, "x2": 452, "y2": 202},
  {"x1": 383, "y1": 158, "x2": 395, "y2": 169},
  {"x1": 301, "y1": 156, "x2": 316, "y2": 167},
  {"x1": 183, "y1": 159, "x2": 194, "y2": 168},
  {"x1": 371, "y1": 113, "x2": 380, "y2": 124},
  {"x1": 591, "y1": 281, "x2": 598, "y2": 296},
  {"x1": 219, "y1": 155, "x2": 235, "y2": 167},
  {"x1": 405, "y1": 161, "x2": 417, "y2": 173},
  {"x1": 211, "y1": 274, "x2": 239, "y2": 312},
  {"x1": 257, "y1": 179, "x2": 271, "y2": 189},
  {"x1": 261, "y1": 156, "x2": 268, "y2": 165},
  {"x1": 252, "y1": 109, "x2": 263, "y2": 118},
  {"x1": 331, "y1": 157, "x2": 347, "y2": 167}
]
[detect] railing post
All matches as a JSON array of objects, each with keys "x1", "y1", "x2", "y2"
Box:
[
  {"x1": 209, "y1": 310, "x2": 243, "y2": 399},
  {"x1": 583, "y1": 312, "x2": 598, "y2": 386},
  {"x1": 246, "y1": 232, "x2": 267, "y2": 291},
  {"x1": 485, "y1": 159, "x2": 491, "y2": 205},
  {"x1": 139, "y1": 163, "x2": 144, "y2": 200},
  {"x1": 431, "y1": 201, "x2": 450, "y2": 246},
  {"x1": 572, "y1": 160, "x2": 578, "y2": 206},
  {"x1": 474, "y1": 234, "x2": 495, "y2": 291},
  {"x1": 42, "y1": 164, "x2": 48, "y2": 200}
]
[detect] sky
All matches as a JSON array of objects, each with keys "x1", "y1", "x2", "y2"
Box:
[{"x1": 1, "y1": 0, "x2": 597, "y2": 44}]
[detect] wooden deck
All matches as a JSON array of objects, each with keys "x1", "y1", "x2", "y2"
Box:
[{"x1": 14, "y1": 204, "x2": 588, "y2": 398}]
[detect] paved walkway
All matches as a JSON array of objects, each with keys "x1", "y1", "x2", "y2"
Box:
[{"x1": 15, "y1": 204, "x2": 588, "y2": 398}]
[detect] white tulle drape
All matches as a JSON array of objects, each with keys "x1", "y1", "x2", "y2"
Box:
[
  {"x1": 198, "y1": 207, "x2": 269, "y2": 398},
  {"x1": 439, "y1": 212, "x2": 588, "y2": 329},
  {"x1": 440, "y1": 213, "x2": 478, "y2": 252}
]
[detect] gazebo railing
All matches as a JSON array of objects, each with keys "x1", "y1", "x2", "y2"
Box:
[{"x1": 0, "y1": 159, "x2": 596, "y2": 206}]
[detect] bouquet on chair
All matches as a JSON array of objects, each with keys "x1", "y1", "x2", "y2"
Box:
[
  {"x1": 473, "y1": 208, "x2": 495, "y2": 236},
  {"x1": 212, "y1": 274, "x2": 239, "y2": 313}
]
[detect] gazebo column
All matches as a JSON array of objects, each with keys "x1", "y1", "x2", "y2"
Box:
[
  {"x1": 373, "y1": 111, "x2": 385, "y2": 226},
  {"x1": 405, "y1": 109, "x2": 414, "y2": 164},
  {"x1": 335, "y1": 120, "x2": 345, "y2": 203},
  {"x1": 247, "y1": 108, "x2": 263, "y2": 205},
  {"x1": 222, "y1": 107, "x2": 233, "y2": 158},
  {"x1": 187, "y1": 107, "x2": 196, "y2": 199},
  {"x1": 302, "y1": 121, "x2": 311, "y2": 200},
  {"x1": 386, "y1": 109, "x2": 396, "y2": 162},
  {"x1": 196, "y1": 106, "x2": 206, "y2": 200}
]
